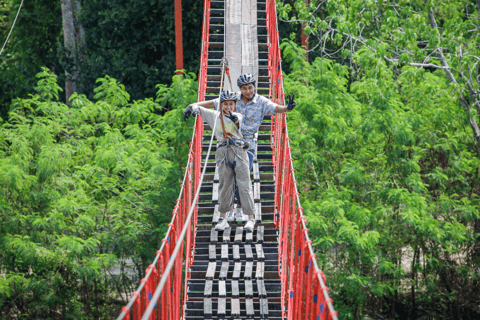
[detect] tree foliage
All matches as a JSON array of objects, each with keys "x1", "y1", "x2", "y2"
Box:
[
  {"x1": 283, "y1": 38, "x2": 480, "y2": 319},
  {"x1": 0, "y1": 68, "x2": 198, "y2": 319},
  {"x1": 278, "y1": 0, "x2": 480, "y2": 144},
  {"x1": 76, "y1": 0, "x2": 203, "y2": 102},
  {"x1": 0, "y1": 0, "x2": 203, "y2": 119},
  {"x1": 0, "y1": 0, "x2": 64, "y2": 120}
]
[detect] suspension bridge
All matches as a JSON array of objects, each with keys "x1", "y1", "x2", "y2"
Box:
[{"x1": 117, "y1": 0, "x2": 338, "y2": 319}]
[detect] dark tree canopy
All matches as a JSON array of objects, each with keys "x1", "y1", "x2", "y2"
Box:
[{"x1": 0, "y1": 0, "x2": 203, "y2": 119}]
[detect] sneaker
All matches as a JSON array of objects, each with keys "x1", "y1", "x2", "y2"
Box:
[
  {"x1": 244, "y1": 219, "x2": 255, "y2": 232},
  {"x1": 226, "y1": 209, "x2": 235, "y2": 221},
  {"x1": 235, "y1": 207, "x2": 244, "y2": 222},
  {"x1": 215, "y1": 217, "x2": 230, "y2": 231}
]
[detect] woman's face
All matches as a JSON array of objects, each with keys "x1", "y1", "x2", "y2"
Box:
[{"x1": 221, "y1": 100, "x2": 236, "y2": 115}]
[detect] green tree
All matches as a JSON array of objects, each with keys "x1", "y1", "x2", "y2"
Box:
[
  {"x1": 0, "y1": 0, "x2": 12, "y2": 35},
  {"x1": 77, "y1": 0, "x2": 203, "y2": 102},
  {"x1": 0, "y1": 0, "x2": 64, "y2": 120},
  {"x1": 0, "y1": 68, "x2": 198, "y2": 319},
  {"x1": 283, "y1": 38, "x2": 480, "y2": 319},
  {"x1": 0, "y1": 0, "x2": 203, "y2": 120}
]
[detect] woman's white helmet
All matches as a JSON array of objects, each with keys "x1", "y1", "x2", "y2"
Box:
[{"x1": 220, "y1": 90, "x2": 238, "y2": 102}]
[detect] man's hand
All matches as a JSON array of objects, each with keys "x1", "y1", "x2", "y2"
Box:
[
  {"x1": 184, "y1": 105, "x2": 198, "y2": 121},
  {"x1": 287, "y1": 94, "x2": 296, "y2": 111},
  {"x1": 225, "y1": 111, "x2": 239, "y2": 123}
]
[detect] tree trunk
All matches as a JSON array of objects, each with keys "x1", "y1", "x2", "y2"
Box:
[
  {"x1": 61, "y1": 0, "x2": 82, "y2": 105},
  {"x1": 73, "y1": 0, "x2": 85, "y2": 49}
]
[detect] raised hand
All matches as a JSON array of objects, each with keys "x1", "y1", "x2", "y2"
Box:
[
  {"x1": 287, "y1": 94, "x2": 297, "y2": 111},
  {"x1": 184, "y1": 105, "x2": 195, "y2": 121},
  {"x1": 225, "y1": 111, "x2": 239, "y2": 123}
]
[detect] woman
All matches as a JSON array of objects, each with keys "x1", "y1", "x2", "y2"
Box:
[{"x1": 184, "y1": 91, "x2": 256, "y2": 232}]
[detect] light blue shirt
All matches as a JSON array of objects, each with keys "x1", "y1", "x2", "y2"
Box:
[{"x1": 214, "y1": 94, "x2": 277, "y2": 152}]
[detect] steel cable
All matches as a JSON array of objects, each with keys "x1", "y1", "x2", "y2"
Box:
[{"x1": 0, "y1": 0, "x2": 24, "y2": 57}]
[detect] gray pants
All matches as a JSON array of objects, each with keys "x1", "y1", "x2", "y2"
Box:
[{"x1": 216, "y1": 145, "x2": 255, "y2": 216}]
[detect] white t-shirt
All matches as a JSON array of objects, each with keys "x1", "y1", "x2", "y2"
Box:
[{"x1": 192, "y1": 105, "x2": 243, "y2": 142}]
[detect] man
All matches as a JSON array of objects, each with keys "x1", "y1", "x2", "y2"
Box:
[
  {"x1": 184, "y1": 91, "x2": 257, "y2": 232},
  {"x1": 189, "y1": 74, "x2": 297, "y2": 222}
]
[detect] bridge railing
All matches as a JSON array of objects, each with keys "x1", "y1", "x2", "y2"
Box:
[
  {"x1": 116, "y1": 1, "x2": 210, "y2": 319},
  {"x1": 266, "y1": 1, "x2": 339, "y2": 319}
]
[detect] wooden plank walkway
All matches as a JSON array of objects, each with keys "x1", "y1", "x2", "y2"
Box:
[{"x1": 184, "y1": 1, "x2": 280, "y2": 319}]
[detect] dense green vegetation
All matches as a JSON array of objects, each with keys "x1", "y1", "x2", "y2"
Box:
[
  {"x1": 1, "y1": 0, "x2": 479, "y2": 319},
  {"x1": 279, "y1": 0, "x2": 480, "y2": 318},
  {"x1": 284, "y1": 40, "x2": 479, "y2": 319},
  {"x1": 0, "y1": 0, "x2": 203, "y2": 119},
  {"x1": 0, "y1": 69, "x2": 198, "y2": 318}
]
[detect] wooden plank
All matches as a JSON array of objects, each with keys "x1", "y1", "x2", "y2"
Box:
[
  {"x1": 245, "y1": 244, "x2": 253, "y2": 261},
  {"x1": 231, "y1": 297, "x2": 240, "y2": 317},
  {"x1": 209, "y1": 244, "x2": 216, "y2": 262},
  {"x1": 219, "y1": 280, "x2": 226, "y2": 298},
  {"x1": 212, "y1": 204, "x2": 220, "y2": 224},
  {"x1": 231, "y1": 280, "x2": 239, "y2": 298},
  {"x1": 206, "y1": 262, "x2": 217, "y2": 280},
  {"x1": 219, "y1": 261, "x2": 229, "y2": 280},
  {"x1": 255, "y1": 261, "x2": 265, "y2": 280},
  {"x1": 221, "y1": 244, "x2": 229, "y2": 262},
  {"x1": 260, "y1": 298, "x2": 269, "y2": 317},
  {"x1": 257, "y1": 279, "x2": 267, "y2": 298},
  {"x1": 226, "y1": 0, "x2": 242, "y2": 92},
  {"x1": 223, "y1": 227, "x2": 232, "y2": 243},
  {"x1": 233, "y1": 245, "x2": 240, "y2": 262},
  {"x1": 252, "y1": 159, "x2": 260, "y2": 180},
  {"x1": 214, "y1": 164, "x2": 220, "y2": 182},
  {"x1": 256, "y1": 225, "x2": 264, "y2": 244},
  {"x1": 204, "y1": 279, "x2": 213, "y2": 298},
  {"x1": 245, "y1": 279, "x2": 254, "y2": 298},
  {"x1": 246, "y1": 298, "x2": 255, "y2": 317},
  {"x1": 212, "y1": 165, "x2": 219, "y2": 203},
  {"x1": 244, "y1": 261, "x2": 253, "y2": 280},
  {"x1": 217, "y1": 297, "x2": 226, "y2": 317},
  {"x1": 210, "y1": 228, "x2": 218, "y2": 243},
  {"x1": 255, "y1": 202, "x2": 262, "y2": 223},
  {"x1": 204, "y1": 297, "x2": 212, "y2": 317},
  {"x1": 255, "y1": 243, "x2": 265, "y2": 262},
  {"x1": 234, "y1": 226, "x2": 243, "y2": 243},
  {"x1": 240, "y1": 0, "x2": 259, "y2": 76},
  {"x1": 246, "y1": 231, "x2": 253, "y2": 244},
  {"x1": 233, "y1": 262, "x2": 241, "y2": 280},
  {"x1": 254, "y1": 181, "x2": 260, "y2": 202}
]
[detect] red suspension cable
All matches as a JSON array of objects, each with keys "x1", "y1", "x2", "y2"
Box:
[{"x1": 266, "y1": 0, "x2": 338, "y2": 319}]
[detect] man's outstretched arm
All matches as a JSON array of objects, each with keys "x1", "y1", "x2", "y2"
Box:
[{"x1": 274, "y1": 94, "x2": 296, "y2": 113}]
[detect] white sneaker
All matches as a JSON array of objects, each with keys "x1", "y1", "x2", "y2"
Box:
[
  {"x1": 226, "y1": 209, "x2": 235, "y2": 221},
  {"x1": 244, "y1": 219, "x2": 255, "y2": 232},
  {"x1": 215, "y1": 217, "x2": 230, "y2": 231},
  {"x1": 235, "y1": 207, "x2": 244, "y2": 222}
]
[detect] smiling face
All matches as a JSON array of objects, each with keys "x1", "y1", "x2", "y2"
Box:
[
  {"x1": 239, "y1": 83, "x2": 256, "y2": 101},
  {"x1": 221, "y1": 100, "x2": 236, "y2": 115}
]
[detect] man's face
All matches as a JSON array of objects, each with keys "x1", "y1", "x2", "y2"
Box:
[
  {"x1": 221, "y1": 100, "x2": 236, "y2": 115},
  {"x1": 240, "y1": 83, "x2": 256, "y2": 100}
]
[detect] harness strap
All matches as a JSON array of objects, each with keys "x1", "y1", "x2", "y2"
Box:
[
  {"x1": 217, "y1": 145, "x2": 250, "y2": 167},
  {"x1": 227, "y1": 160, "x2": 236, "y2": 170}
]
